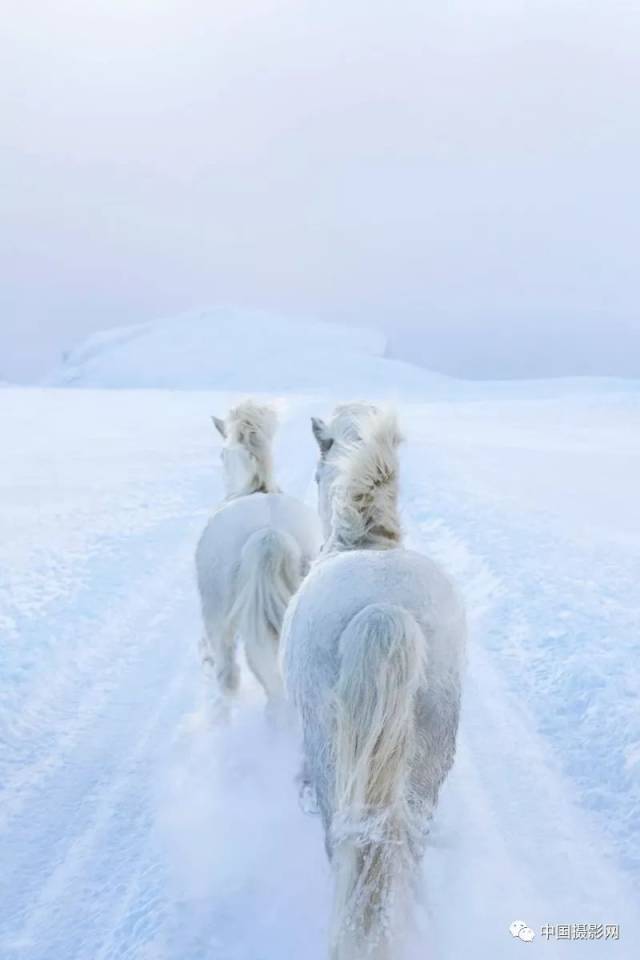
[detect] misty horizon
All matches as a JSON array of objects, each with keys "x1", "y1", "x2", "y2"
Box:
[{"x1": 2, "y1": 1, "x2": 639, "y2": 383}]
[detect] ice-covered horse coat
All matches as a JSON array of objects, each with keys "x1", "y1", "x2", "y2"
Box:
[
  {"x1": 282, "y1": 407, "x2": 466, "y2": 960},
  {"x1": 196, "y1": 401, "x2": 321, "y2": 716}
]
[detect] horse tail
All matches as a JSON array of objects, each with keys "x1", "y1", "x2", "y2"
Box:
[
  {"x1": 331, "y1": 603, "x2": 426, "y2": 960},
  {"x1": 229, "y1": 527, "x2": 302, "y2": 704}
]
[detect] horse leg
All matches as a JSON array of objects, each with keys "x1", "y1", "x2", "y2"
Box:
[
  {"x1": 199, "y1": 623, "x2": 239, "y2": 723},
  {"x1": 244, "y1": 628, "x2": 284, "y2": 717}
]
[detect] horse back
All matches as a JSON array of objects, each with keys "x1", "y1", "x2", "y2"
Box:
[
  {"x1": 285, "y1": 547, "x2": 465, "y2": 699},
  {"x1": 196, "y1": 493, "x2": 321, "y2": 607}
]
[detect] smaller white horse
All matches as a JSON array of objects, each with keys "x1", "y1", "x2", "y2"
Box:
[
  {"x1": 283, "y1": 407, "x2": 466, "y2": 960},
  {"x1": 196, "y1": 401, "x2": 321, "y2": 719}
]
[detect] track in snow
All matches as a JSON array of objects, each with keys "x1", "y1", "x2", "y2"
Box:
[{"x1": 0, "y1": 391, "x2": 637, "y2": 959}]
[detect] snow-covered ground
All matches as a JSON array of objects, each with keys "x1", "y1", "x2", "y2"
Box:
[{"x1": 1, "y1": 313, "x2": 639, "y2": 958}]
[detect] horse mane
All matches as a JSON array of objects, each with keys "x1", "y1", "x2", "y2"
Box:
[
  {"x1": 327, "y1": 403, "x2": 380, "y2": 450},
  {"x1": 326, "y1": 410, "x2": 403, "y2": 552},
  {"x1": 312, "y1": 402, "x2": 379, "y2": 460},
  {"x1": 227, "y1": 400, "x2": 279, "y2": 494}
]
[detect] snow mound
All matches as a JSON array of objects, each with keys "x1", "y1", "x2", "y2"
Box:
[{"x1": 45, "y1": 307, "x2": 455, "y2": 396}]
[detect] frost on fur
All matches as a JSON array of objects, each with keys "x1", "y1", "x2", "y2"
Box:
[
  {"x1": 312, "y1": 402, "x2": 381, "y2": 541},
  {"x1": 312, "y1": 403, "x2": 380, "y2": 458},
  {"x1": 326, "y1": 411, "x2": 403, "y2": 553}
]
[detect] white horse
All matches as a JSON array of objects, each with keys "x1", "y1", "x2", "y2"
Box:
[
  {"x1": 196, "y1": 400, "x2": 321, "y2": 719},
  {"x1": 282, "y1": 407, "x2": 466, "y2": 960}
]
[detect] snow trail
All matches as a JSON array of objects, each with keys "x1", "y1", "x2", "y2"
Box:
[{"x1": 1, "y1": 385, "x2": 638, "y2": 959}]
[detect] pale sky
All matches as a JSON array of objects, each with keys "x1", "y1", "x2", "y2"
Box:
[{"x1": 1, "y1": 0, "x2": 639, "y2": 381}]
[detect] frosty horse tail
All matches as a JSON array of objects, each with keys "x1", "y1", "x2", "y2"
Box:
[
  {"x1": 328, "y1": 412, "x2": 425, "y2": 958},
  {"x1": 228, "y1": 527, "x2": 302, "y2": 706},
  {"x1": 332, "y1": 603, "x2": 426, "y2": 960}
]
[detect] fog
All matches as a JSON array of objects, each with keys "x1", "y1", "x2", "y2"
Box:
[{"x1": 1, "y1": 0, "x2": 639, "y2": 381}]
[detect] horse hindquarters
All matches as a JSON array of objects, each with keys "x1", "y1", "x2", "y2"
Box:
[{"x1": 330, "y1": 603, "x2": 427, "y2": 960}]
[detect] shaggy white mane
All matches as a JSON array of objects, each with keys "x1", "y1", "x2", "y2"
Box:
[
  {"x1": 327, "y1": 402, "x2": 380, "y2": 450},
  {"x1": 227, "y1": 400, "x2": 279, "y2": 494},
  {"x1": 326, "y1": 410, "x2": 403, "y2": 552}
]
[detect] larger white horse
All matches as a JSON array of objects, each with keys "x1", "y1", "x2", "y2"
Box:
[
  {"x1": 283, "y1": 407, "x2": 466, "y2": 960},
  {"x1": 196, "y1": 401, "x2": 321, "y2": 718}
]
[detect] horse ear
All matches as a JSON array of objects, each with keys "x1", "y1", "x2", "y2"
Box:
[
  {"x1": 211, "y1": 416, "x2": 227, "y2": 438},
  {"x1": 311, "y1": 417, "x2": 333, "y2": 455}
]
